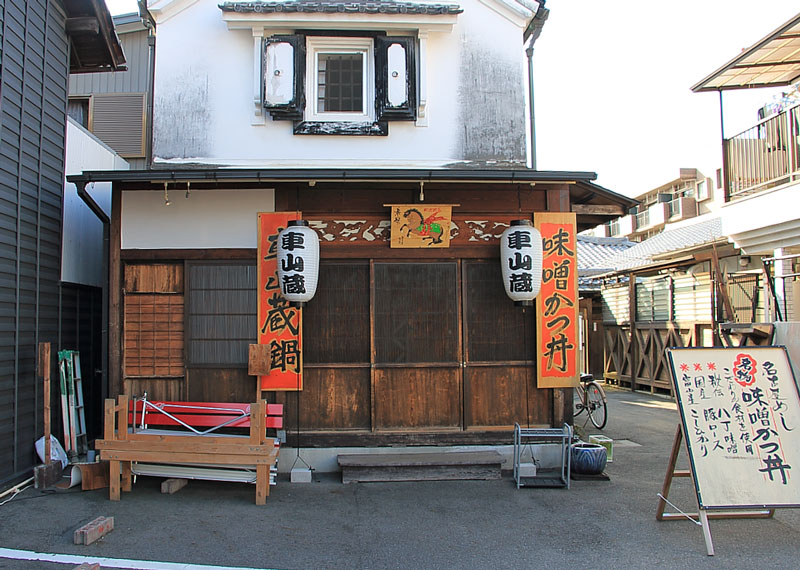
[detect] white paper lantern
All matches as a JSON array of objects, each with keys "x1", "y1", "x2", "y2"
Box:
[
  {"x1": 277, "y1": 220, "x2": 320, "y2": 307},
  {"x1": 500, "y1": 219, "x2": 543, "y2": 306}
]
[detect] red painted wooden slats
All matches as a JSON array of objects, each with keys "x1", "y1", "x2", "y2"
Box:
[{"x1": 127, "y1": 401, "x2": 283, "y2": 430}]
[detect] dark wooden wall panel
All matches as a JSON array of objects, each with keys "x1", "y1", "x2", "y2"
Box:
[
  {"x1": 281, "y1": 367, "x2": 371, "y2": 430},
  {"x1": 187, "y1": 368, "x2": 254, "y2": 402},
  {"x1": 374, "y1": 368, "x2": 461, "y2": 429},
  {"x1": 294, "y1": 185, "x2": 548, "y2": 215},
  {"x1": 124, "y1": 263, "x2": 184, "y2": 293},
  {"x1": 59, "y1": 284, "x2": 103, "y2": 439},
  {"x1": 124, "y1": 378, "x2": 184, "y2": 401},
  {"x1": 464, "y1": 366, "x2": 547, "y2": 428}
]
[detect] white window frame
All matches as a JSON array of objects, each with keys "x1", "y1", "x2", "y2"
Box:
[
  {"x1": 305, "y1": 36, "x2": 375, "y2": 123},
  {"x1": 696, "y1": 178, "x2": 710, "y2": 201}
]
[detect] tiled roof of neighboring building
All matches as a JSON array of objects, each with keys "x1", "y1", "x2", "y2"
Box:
[
  {"x1": 602, "y1": 217, "x2": 724, "y2": 273},
  {"x1": 577, "y1": 235, "x2": 636, "y2": 274},
  {"x1": 219, "y1": 1, "x2": 464, "y2": 14},
  {"x1": 577, "y1": 235, "x2": 635, "y2": 291}
]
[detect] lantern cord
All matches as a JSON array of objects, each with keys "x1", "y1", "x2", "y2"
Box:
[
  {"x1": 290, "y1": 364, "x2": 311, "y2": 471},
  {"x1": 524, "y1": 306, "x2": 530, "y2": 428}
]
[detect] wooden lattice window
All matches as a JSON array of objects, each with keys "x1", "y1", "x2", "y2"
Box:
[
  {"x1": 373, "y1": 262, "x2": 459, "y2": 364},
  {"x1": 464, "y1": 261, "x2": 534, "y2": 362},
  {"x1": 186, "y1": 262, "x2": 257, "y2": 367},
  {"x1": 124, "y1": 293, "x2": 184, "y2": 377},
  {"x1": 303, "y1": 261, "x2": 370, "y2": 364}
]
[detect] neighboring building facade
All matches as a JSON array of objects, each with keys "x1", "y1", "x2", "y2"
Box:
[
  {"x1": 0, "y1": 0, "x2": 124, "y2": 488},
  {"x1": 597, "y1": 217, "x2": 745, "y2": 394},
  {"x1": 692, "y1": 13, "x2": 800, "y2": 325},
  {"x1": 575, "y1": 235, "x2": 635, "y2": 380},
  {"x1": 70, "y1": 0, "x2": 636, "y2": 464},
  {"x1": 62, "y1": 118, "x2": 130, "y2": 439},
  {"x1": 68, "y1": 12, "x2": 152, "y2": 169},
  {"x1": 593, "y1": 168, "x2": 716, "y2": 243}
]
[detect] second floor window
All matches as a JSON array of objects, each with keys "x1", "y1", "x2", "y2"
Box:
[
  {"x1": 308, "y1": 37, "x2": 372, "y2": 122},
  {"x1": 263, "y1": 33, "x2": 416, "y2": 134}
]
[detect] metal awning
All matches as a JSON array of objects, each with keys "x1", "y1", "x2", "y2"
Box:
[{"x1": 691, "y1": 12, "x2": 800, "y2": 92}]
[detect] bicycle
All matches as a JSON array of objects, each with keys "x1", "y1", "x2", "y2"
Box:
[{"x1": 573, "y1": 373, "x2": 608, "y2": 429}]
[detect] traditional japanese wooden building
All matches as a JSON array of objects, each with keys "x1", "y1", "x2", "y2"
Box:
[
  {"x1": 69, "y1": 167, "x2": 634, "y2": 451},
  {"x1": 66, "y1": 0, "x2": 639, "y2": 461}
]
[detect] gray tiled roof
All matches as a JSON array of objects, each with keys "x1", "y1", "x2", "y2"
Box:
[
  {"x1": 219, "y1": 1, "x2": 463, "y2": 14},
  {"x1": 602, "y1": 217, "x2": 724, "y2": 273},
  {"x1": 576, "y1": 235, "x2": 636, "y2": 291},
  {"x1": 577, "y1": 235, "x2": 636, "y2": 274}
]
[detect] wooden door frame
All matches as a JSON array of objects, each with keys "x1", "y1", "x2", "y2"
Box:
[{"x1": 369, "y1": 259, "x2": 463, "y2": 431}]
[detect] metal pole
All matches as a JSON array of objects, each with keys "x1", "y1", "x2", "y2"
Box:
[
  {"x1": 719, "y1": 90, "x2": 730, "y2": 202},
  {"x1": 526, "y1": 43, "x2": 537, "y2": 170}
]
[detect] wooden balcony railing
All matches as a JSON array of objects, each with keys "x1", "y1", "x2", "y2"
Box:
[{"x1": 724, "y1": 103, "x2": 800, "y2": 201}]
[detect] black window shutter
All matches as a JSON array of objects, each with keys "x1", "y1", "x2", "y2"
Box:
[
  {"x1": 264, "y1": 34, "x2": 306, "y2": 120},
  {"x1": 375, "y1": 36, "x2": 416, "y2": 121}
]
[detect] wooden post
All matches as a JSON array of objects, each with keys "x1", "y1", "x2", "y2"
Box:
[
  {"x1": 109, "y1": 459, "x2": 121, "y2": 501},
  {"x1": 38, "y1": 343, "x2": 51, "y2": 465},
  {"x1": 109, "y1": 185, "x2": 122, "y2": 398},
  {"x1": 256, "y1": 463, "x2": 269, "y2": 505},
  {"x1": 627, "y1": 271, "x2": 636, "y2": 391}
]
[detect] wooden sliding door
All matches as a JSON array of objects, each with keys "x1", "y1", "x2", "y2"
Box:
[
  {"x1": 372, "y1": 262, "x2": 462, "y2": 430},
  {"x1": 462, "y1": 261, "x2": 549, "y2": 428}
]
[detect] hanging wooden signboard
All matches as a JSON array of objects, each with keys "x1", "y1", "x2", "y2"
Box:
[
  {"x1": 659, "y1": 346, "x2": 800, "y2": 555},
  {"x1": 257, "y1": 212, "x2": 303, "y2": 391},
  {"x1": 535, "y1": 212, "x2": 578, "y2": 389},
  {"x1": 385, "y1": 204, "x2": 455, "y2": 248}
]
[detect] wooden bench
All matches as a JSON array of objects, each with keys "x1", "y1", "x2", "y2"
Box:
[
  {"x1": 95, "y1": 395, "x2": 283, "y2": 505},
  {"x1": 337, "y1": 450, "x2": 503, "y2": 484}
]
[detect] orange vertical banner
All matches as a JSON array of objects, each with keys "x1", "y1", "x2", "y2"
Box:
[
  {"x1": 257, "y1": 212, "x2": 303, "y2": 391},
  {"x1": 535, "y1": 212, "x2": 579, "y2": 389}
]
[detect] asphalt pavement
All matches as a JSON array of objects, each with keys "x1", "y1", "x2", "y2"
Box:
[{"x1": 1, "y1": 385, "x2": 799, "y2": 570}]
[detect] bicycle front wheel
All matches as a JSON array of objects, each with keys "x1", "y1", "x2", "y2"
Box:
[{"x1": 586, "y1": 382, "x2": 607, "y2": 429}]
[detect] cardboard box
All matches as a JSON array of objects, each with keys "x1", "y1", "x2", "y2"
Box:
[{"x1": 589, "y1": 435, "x2": 613, "y2": 462}]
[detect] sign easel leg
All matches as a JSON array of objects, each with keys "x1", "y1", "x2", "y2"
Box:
[
  {"x1": 698, "y1": 509, "x2": 714, "y2": 556},
  {"x1": 656, "y1": 425, "x2": 684, "y2": 521}
]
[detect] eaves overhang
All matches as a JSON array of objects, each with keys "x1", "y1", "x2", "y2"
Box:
[
  {"x1": 219, "y1": 0, "x2": 461, "y2": 32},
  {"x1": 64, "y1": 0, "x2": 127, "y2": 73},
  {"x1": 69, "y1": 166, "x2": 598, "y2": 186},
  {"x1": 692, "y1": 12, "x2": 800, "y2": 92},
  {"x1": 67, "y1": 167, "x2": 636, "y2": 229}
]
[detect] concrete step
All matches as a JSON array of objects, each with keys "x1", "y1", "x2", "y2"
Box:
[{"x1": 337, "y1": 450, "x2": 503, "y2": 484}]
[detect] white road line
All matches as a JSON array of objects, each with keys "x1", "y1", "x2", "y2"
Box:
[{"x1": 0, "y1": 547, "x2": 279, "y2": 570}]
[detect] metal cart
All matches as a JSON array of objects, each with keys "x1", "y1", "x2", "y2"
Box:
[{"x1": 513, "y1": 423, "x2": 572, "y2": 489}]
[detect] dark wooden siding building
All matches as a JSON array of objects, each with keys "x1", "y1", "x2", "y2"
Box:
[{"x1": 0, "y1": 0, "x2": 123, "y2": 488}]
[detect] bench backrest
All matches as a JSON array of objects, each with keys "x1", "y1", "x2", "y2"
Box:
[{"x1": 129, "y1": 400, "x2": 283, "y2": 431}]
